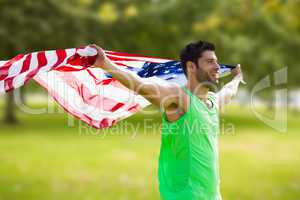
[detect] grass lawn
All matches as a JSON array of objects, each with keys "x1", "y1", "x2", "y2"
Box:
[{"x1": 0, "y1": 104, "x2": 299, "y2": 200}]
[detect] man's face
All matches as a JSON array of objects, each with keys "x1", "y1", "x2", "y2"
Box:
[{"x1": 194, "y1": 50, "x2": 220, "y2": 84}]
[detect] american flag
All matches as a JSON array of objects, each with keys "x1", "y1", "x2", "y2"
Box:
[{"x1": 0, "y1": 46, "x2": 234, "y2": 128}]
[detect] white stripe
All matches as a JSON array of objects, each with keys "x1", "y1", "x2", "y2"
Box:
[
  {"x1": 28, "y1": 52, "x2": 38, "y2": 71},
  {"x1": 0, "y1": 81, "x2": 4, "y2": 93},
  {"x1": 12, "y1": 52, "x2": 37, "y2": 89},
  {"x1": 70, "y1": 70, "x2": 103, "y2": 93},
  {"x1": 7, "y1": 55, "x2": 27, "y2": 78},
  {"x1": 112, "y1": 60, "x2": 146, "y2": 69},
  {"x1": 87, "y1": 68, "x2": 108, "y2": 80},
  {"x1": 106, "y1": 53, "x2": 171, "y2": 63},
  {"x1": 12, "y1": 73, "x2": 27, "y2": 88},
  {"x1": 101, "y1": 84, "x2": 137, "y2": 104},
  {"x1": 0, "y1": 60, "x2": 8, "y2": 67},
  {"x1": 77, "y1": 46, "x2": 97, "y2": 57},
  {"x1": 65, "y1": 48, "x2": 76, "y2": 59}
]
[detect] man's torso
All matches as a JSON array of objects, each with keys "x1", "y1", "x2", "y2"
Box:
[{"x1": 158, "y1": 87, "x2": 221, "y2": 200}]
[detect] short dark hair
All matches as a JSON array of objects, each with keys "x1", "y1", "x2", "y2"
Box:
[{"x1": 180, "y1": 40, "x2": 215, "y2": 76}]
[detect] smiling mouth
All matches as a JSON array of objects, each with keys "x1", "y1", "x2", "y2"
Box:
[{"x1": 211, "y1": 72, "x2": 219, "y2": 78}]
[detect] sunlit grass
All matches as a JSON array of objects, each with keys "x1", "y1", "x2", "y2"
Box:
[{"x1": 0, "y1": 104, "x2": 299, "y2": 200}]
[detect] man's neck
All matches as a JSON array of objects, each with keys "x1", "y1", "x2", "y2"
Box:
[{"x1": 186, "y1": 78, "x2": 209, "y2": 101}]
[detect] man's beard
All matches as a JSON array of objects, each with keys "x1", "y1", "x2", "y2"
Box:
[{"x1": 195, "y1": 66, "x2": 218, "y2": 87}]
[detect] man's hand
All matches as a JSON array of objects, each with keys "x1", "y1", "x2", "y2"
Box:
[
  {"x1": 89, "y1": 44, "x2": 107, "y2": 67},
  {"x1": 231, "y1": 64, "x2": 242, "y2": 77},
  {"x1": 216, "y1": 64, "x2": 245, "y2": 109},
  {"x1": 231, "y1": 64, "x2": 246, "y2": 84}
]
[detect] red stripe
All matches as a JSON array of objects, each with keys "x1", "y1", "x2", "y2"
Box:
[
  {"x1": 54, "y1": 66, "x2": 85, "y2": 72},
  {"x1": 4, "y1": 77, "x2": 14, "y2": 92},
  {"x1": 107, "y1": 53, "x2": 169, "y2": 63},
  {"x1": 24, "y1": 51, "x2": 48, "y2": 83},
  {"x1": 0, "y1": 67, "x2": 9, "y2": 80},
  {"x1": 20, "y1": 54, "x2": 32, "y2": 73},
  {"x1": 53, "y1": 50, "x2": 67, "y2": 69},
  {"x1": 37, "y1": 51, "x2": 47, "y2": 69},
  {"x1": 100, "y1": 78, "x2": 115, "y2": 85},
  {"x1": 107, "y1": 55, "x2": 143, "y2": 62},
  {"x1": 127, "y1": 104, "x2": 140, "y2": 112},
  {"x1": 106, "y1": 51, "x2": 162, "y2": 59},
  {"x1": 99, "y1": 118, "x2": 111, "y2": 128},
  {"x1": 110, "y1": 102, "x2": 125, "y2": 112}
]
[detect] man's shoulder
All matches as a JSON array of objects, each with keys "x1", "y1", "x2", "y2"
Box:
[{"x1": 163, "y1": 83, "x2": 184, "y2": 95}]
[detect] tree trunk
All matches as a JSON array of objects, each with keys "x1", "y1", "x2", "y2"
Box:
[
  {"x1": 4, "y1": 92, "x2": 18, "y2": 124},
  {"x1": 20, "y1": 86, "x2": 26, "y2": 106}
]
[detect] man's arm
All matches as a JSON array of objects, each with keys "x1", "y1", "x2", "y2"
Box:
[
  {"x1": 216, "y1": 65, "x2": 245, "y2": 109},
  {"x1": 90, "y1": 44, "x2": 187, "y2": 112}
]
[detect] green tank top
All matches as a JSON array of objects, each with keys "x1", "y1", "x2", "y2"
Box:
[{"x1": 158, "y1": 86, "x2": 221, "y2": 200}]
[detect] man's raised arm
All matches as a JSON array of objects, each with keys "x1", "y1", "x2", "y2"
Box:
[
  {"x1": 216, "y1": 64, "x2": 245, "y2": 110},
  {"x1": 90, "y1": 44, "x2": 184, "y2": 111}
]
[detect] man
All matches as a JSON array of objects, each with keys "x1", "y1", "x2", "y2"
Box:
[{"x1": 91, "y1": 41, "x2": 243, "y2": 200}]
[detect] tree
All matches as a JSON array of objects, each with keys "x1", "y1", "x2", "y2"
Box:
[{"x1": 0, "y1": 0, "x2": 98, "y2": 123}]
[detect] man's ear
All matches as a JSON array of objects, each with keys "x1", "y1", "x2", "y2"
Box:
[{"x1": 186, "y1": 61, "x2": 196, "y2": 74}]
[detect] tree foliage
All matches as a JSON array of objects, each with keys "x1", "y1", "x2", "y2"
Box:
[{"x1": 0, "y1": 0, "x2": 299, "y2": 92}]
